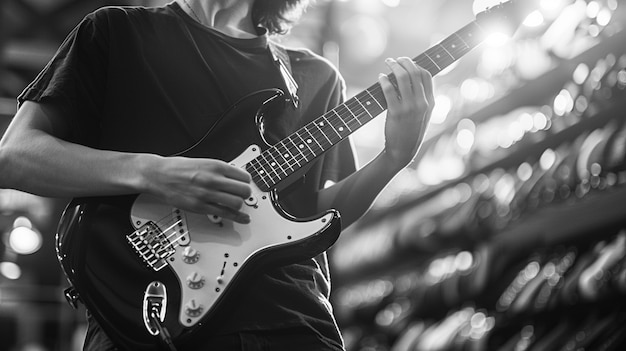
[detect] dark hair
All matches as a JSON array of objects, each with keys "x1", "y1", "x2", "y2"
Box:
[{"x1": 252, "y1": 0, "x2": 311, "y2": 35}]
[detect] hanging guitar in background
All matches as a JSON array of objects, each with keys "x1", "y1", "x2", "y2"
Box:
[{"x1": 55, "y1": 0, "x2": 536, "y2": 349}]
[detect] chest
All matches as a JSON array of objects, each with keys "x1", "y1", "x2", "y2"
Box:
[{"x1": 100, "y1": 29, "x2": 297, "y2": 154}]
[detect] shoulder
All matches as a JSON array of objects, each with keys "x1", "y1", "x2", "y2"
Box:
[
  {"x1": 292, "y1": 47, "x2": 341, "y2": 79},
  {"x1": 273, "y1": 43, "x2": 345, "y2": 92},
  {"x1": 83, "y1": 4, "x2": 176, "y2": 28},
  {"x1": 87, "y1": 4, "x2": 170, "y2": 18}
]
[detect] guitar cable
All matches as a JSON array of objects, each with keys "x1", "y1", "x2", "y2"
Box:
[{"x1": 149, "y1": 308, "x2": 179, "y2": 351}]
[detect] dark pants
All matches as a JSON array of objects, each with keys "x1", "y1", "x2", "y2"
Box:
[{"x1": 84, "y1": 313, "x2": 344, "y2": 351}]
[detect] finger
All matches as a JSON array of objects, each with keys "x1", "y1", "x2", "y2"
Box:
[
  {"x1": 192, "y1": 173, "x2": 252, "y2": 201},
  {"x1": 204, "y1": 203, "x2": 251, "y2": 224},
  {"x1": 396, "y1": 56, "x2": 422, "y2": 93},
  {"x1": 385, "y1": 58, "x2": 414, "y2": 104},
  {"x1": 197, "y1": 162, "x2": 252, "y2": 198},
  {"x1": 216, "y1": 177, "x2": 253, "y2": 199},
  {"x1": 415, "y1": 64, "x2": 435, "y2": 108},
  {"x1": 215, "y1": 160, "x2": 252, "y2": 183},
  {"x1": 396, "y1": 57, "x2": 431, "y2": 106},
  {"x1": 397, "y1": 58, "x2": 435, "y2": 121},
  {"x1": 203, "y1": 190, "x2": 246, "y2": 211},
  {"x1": 415, "y1": 67, "x2": 435, "y2": 133},
  {"x1": 378, "y1": 73, "x2": 402, "y2": 110}
]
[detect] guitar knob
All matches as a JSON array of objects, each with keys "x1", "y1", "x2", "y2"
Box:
[
  {"x1": 186, "y1": 272, "x2": 205, "y2": 289},
  {"x1": 182, "y1": 246, "x2": 200, "y2": 264},
  {"x1": 184, "y1": 299, "x2": 204, "y2": 317}
]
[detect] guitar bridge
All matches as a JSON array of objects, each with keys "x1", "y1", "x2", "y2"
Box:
[{"x1": 127, "y1": 222, "x2": 176, "y2": 271}]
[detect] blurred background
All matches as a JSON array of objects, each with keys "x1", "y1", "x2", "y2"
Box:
[{"x1": 2, "y1": 0, "x2": 626, "y2": 350}]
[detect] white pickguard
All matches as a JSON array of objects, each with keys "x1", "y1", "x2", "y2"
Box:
[{"x1": 129, "y1": 145, "x2": 335, "y2": 327}]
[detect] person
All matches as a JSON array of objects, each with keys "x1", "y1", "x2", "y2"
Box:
[{"x1": 0, "y1": 0, "x2": 434, "y2": 350}]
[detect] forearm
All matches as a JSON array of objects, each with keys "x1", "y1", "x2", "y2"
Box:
[
  {"x1": 0, "y1": 102, "x2": 253, "y2": 222},
  {"x1": 317, "y1": 150, "x2": 404, "y2": 229},
  {"x1": 318, "y1": 57, "x2": 434, "y2": 228},
  {"x1": 0, "y1": 128, "x2": 154, "y2": 198}
]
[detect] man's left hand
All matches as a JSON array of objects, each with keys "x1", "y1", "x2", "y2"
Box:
[{"x1": 379, "y1": 57, "x2": 435, "y2": 169}]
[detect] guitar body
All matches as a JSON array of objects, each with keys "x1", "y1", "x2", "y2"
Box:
[{"x1": 56, "y1": 89, "x2": 341, "y2": 350}]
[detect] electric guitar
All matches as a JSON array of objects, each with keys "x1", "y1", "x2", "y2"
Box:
[{"x1": 56, "y1": 1, "x2": 531, "y2": 349}]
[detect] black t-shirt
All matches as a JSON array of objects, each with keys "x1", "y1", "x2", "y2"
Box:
[{"x1": 19, "y1": 2, "x2": 355, "y2": 350}]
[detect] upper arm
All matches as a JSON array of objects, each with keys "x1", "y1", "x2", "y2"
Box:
[{"x1": 2, "y1": 101, "x2": 71, "y2": 143}]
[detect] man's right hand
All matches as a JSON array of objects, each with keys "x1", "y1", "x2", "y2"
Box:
[
  {"x1": 1, "y1": 101, "x2": 252, "y2": 224},
  {"x1": 144, "y1": 156, "x2": 252, "y2": 224}
]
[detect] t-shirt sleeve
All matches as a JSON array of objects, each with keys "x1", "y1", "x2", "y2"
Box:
[
  {"x1": 279, "y1": 71, "x2": 358, "y2": 219},
  {"x1": 17, "y1": 11, "x2": 109, "y2": 147},
  {"x1": 317, "y1": 76, "x2": 357, "y2": 186}
]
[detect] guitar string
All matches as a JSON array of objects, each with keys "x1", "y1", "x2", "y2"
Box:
[
  {"x1": 248, "y1": 46, "x2": 467, "y2": 187},
  {"x1": 127, "y1": 24, "x2": 490, "y2": 266},
  {"x1": 257, "y1": 35, "x2": 472, "y2": 169},
  {"x1": 253, "y1": 86, "x2": 410, "y2": 187},
  {"x1": 129, "y1": 214, "x2": 188, "y2": 263},
  {"x1": 259, "y1": 32, "x2": 476, "y2": 166},
  {"x1": 253, "y1": 84, "x2": 387, "y2": 185},
  {"x1": 249, "y1": 23, "x2": 480, "y2": 188}
]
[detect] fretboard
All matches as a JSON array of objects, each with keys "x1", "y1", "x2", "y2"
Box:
[{"x1": 246, "y1": 21, "x2": 486, "y2": 192}]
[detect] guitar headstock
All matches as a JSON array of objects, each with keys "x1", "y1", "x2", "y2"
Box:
[{"x1": 476, "y1": 0, "x2": 540, "y2": 37}]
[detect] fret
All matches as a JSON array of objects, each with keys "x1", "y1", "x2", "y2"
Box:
[
  {"x1": 426, "y1": 44, "x2": 456, "y2": 69},
  {"x1": 287, "y1": 136, "x2": 308, "y2": 164},
  {"x1": 458, "y1": 22, "x2": 484, "y2": 48},
  {"x1": 438, "y1": 43, "x2": 456, "y2": 61},
  {"x1": 303, "y1": 125, "x2": 325, "y2": 153},
  {"x1": 248, "y1": 159, "x2": 263, "y2": 180},
  {"x1": 364, "y1": 88, "x2": 386, "y2": 112},
  {"x1": 312, "y1": 118, "x2": 334, "y2": 146},
  {"x1": 451, "y1": 32, "x2": 471, "y2": 52},
  {"x1": 254, "y1": 153, "x2": 279, "y2": 181},
  {"x1": 274, "y1": 141, "x2": 298, "y2": 171},
  {"x1": 249, "y1": 155, "x2": 277, "y2": 191},
  {"x1": 247, "y1": 160, "x2": 271, "y2": 190},
  {"x1": 352, "y1": 96, "x2": 373, "y2": 120},
  {"x1": 293, "y1": 132, "x2": 316, "y2": 160},
  {"x1": 353, "y1": 95, "x2": 375, "y2": 124},
  {"x1": 262, "y1": 150, "x2": 287, "y2": 180},
  {"x1": 422, "y1": 52, "x2": 441, "y2": 72},
  {"x1": 334, "y1": 107, "x2": 354, "y2": 133},
  {"x1": 330, "y1": 109, "x2": 354, "y2": 134},
  {"x1": 441, "y1": 33, "x2": 469, "y2": 58},
  {"x1": 285, "y1": 139, "x2": 303, "y2": 167},
  {"x1": 415, "y1": 57, "x2": 437, "y2": 76},
  {"x1": 347, "y1": 98, "x2": 366, "y2": 117},
  {"x1": 348, "y1": 100, "x2": 373, "y2": 128},
  {"x1": 285, "y1": 142, "x2": 303, "y2": 167},
  {"x1": 322, "y1": 114, "x2": 343, "y2": 140}
]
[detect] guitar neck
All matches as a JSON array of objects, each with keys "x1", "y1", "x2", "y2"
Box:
[{"x1": 247, "y1": 21, "x2": 486, "y2": 192}]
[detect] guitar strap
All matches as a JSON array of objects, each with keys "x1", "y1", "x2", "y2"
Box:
[{"x1": 269, "y1": 41, "x2": 300, "y2": 109}]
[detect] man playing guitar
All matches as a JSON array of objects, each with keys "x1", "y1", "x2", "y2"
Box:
[{"x1": 0, "y1": 0, "x2": 434, "y2": 349}]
